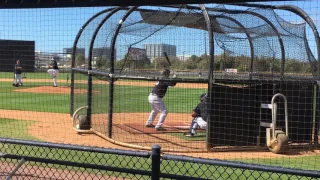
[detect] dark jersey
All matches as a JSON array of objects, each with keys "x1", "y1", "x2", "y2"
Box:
[
  {"x1": 51, "y1": 61, "x2": 59, "y2": 70},
  {"x1": 151, "y1": 79, "x2": 176, "y2": 98},
  {"x1": 193, "y1": 101, "x2": 208, "y2": 121},
  {"x1": 14, "y1": 64, "x2": 22, "y2": 74}
]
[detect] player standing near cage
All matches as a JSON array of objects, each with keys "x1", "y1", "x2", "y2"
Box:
[
  {"x1": 185, "y1": 93, "x2": 208, "y2": 137},
  {"x1": 13, "y1": 60, "x2": 22, "y2": 87},
  {"x1": 47, "y1": 59, "x2": 59, "y2": 87},
  {"x1": 145, "y1": 68, "x2": 177, "y2": 131}
]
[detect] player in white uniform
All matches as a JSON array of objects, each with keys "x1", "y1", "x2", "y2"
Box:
[
  {"x1": 145, "y1": 69, "x2": 177, "y2": 131},
  {"x1": 47, "y1": 59, "x2": 59, "y2": 87}
]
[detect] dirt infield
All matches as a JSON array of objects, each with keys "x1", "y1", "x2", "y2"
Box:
[
  {"x1": 90, "y1": 112, "x2": 208, "y2": 151},
  {"x1": 14, "y1": 86, "x2": 100, "y2": 94},
  {"x1": 1, "y1": 109, "x2": 319, "y2": 160},
  {"x1": 1, "y1": 78, "x2": 208, "y2": 89},
  {"x1": 0, "y1": 161, "x2": 122, "y2": 180},
  {"x1": 1, "y1": 78, "x2": 319, "y2": 160},
  {"x1": 14, "y1": 86, "x2": 84, "y2": 94}
]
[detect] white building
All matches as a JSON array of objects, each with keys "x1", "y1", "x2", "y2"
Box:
[
  {"x1": 177, "y1": 54, "x2": 192, "y2": 61},
  {"x1": 144, "y1": 44, "x2": 176, "y2": 61},
  {"x1": 63, "y1": 48, "x2": 85, "y2": 57}
]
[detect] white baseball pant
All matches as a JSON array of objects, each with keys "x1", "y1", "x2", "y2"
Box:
[
  {"x1": 146, "y1": 93, "x2": 168, "y2": 128},
  {"x1": 47, "y1": 69, "x2": 59, "y2": 86},
  {"x1": 191, "y1": 117, "x2": 207, "y2": 134},
  {"x1": 14, "y1": 74, "x2": 22, "y2": 85}
]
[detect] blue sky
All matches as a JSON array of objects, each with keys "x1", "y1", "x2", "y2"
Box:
[
  {"x1": 0, "y1": 1, "x2": 318, "y2": 61},
  {"x1": 0, "y1": 7, "x2": 107, "y2": 53}
]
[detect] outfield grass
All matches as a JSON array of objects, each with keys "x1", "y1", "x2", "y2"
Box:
[
  {"x1": 0, "y1": 118, "x2": 38, "y2": 140},
  {"x1": 0, "y1": 78, "x2": 206, "y2": 114},
  {"x1": 0, "y1": 71, "x2": 70, "y2": 80},
  {"x1": 168, "y1": 132, "x2": 206, "y2": 141},
  {"x1": 0, "y1": 74, "x2": 318, "y2": 179},
  {"x1": 239, "y1": 156, "x2": 320, "y2": 171},
  {"x1": 0, "y1": 82, "x2": 71, "y2": 113}
]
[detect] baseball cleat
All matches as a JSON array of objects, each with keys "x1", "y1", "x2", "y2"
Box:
[
  {"x1": 145, "y1": 124, "x2": 155, "y2": 128},
  {"x1": 155, "y1": 127, "x2": 166, "y2": 131},
  {"x1": 185, "y1": 133, "x2": 195, "y2": 137}
]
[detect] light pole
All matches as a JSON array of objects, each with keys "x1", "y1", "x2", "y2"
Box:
[{"x1": 182, "y1": 51, "x2": 185, "y2": 69}]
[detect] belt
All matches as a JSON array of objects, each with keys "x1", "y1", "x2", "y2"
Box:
[{"x1": 151, "y1": 93, "x2": 163, "y2": 98}]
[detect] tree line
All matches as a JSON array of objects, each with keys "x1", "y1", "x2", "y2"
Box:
[{"x1": 74, "y1": 53, "x2": 312, "y2": 75}]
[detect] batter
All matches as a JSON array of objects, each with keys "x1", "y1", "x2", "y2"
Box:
[{"x1": 145, "y1": 68, "x2": 177, "y2": 131}]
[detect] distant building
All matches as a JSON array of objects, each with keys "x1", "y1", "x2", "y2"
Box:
[
  {"x1": 144, "y1": 44, "x2": 176, "y2": 61},
  {"x1": 63, "y1": 48, "x2": 85, "y2": 57},
  {"x1": 177, "y1": 54, "x2": 192, "y2": 61},
  {"x1": 92, "y1": 47, "x2": 113, "y2": 60},
  {"x1": 35, "y1": 51, "x2": 66, "y2": 67}
]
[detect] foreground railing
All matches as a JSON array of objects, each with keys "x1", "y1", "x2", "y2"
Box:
[{"x1": 0, "y1": 138, "x2": 319, "y2": 180}]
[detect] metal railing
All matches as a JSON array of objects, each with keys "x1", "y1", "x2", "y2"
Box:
[{"x1": 0, "y1": 138, "x2": 319, "y2": 180}]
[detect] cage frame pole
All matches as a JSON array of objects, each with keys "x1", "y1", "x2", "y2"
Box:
[
  {"x1": 199, "y1": 4, "x2": 214, "y2": 150},
  {"x1": 275, "y1": 5, "x2": 320, "y2": 78},
  {"x1": 206, "y1": 7, "x2": 285, "y2": 78},
  {"x1": 214, "y1": 15, "x2": 255, "y2": 78},
  {"x1": 182, "y1": 5, "x2": 285, "y2": 78},
  {"x1": 85, "y1": 7, "x2": 125, "y2": 132},
  {"x1": 230, "y1": 2, "x2": 320, "y2": 145},
  {"x1": 71, "y1": 7, "x2": 115, "y2": 116},
  {"x1": 108, "y1": 6, "x2": 138, "y2": 138},
  {"x1": 231, "y1": 3, "x2": 320, "y2": 77}
]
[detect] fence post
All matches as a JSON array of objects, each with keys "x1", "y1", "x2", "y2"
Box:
[{"x1": 151, "y1": 144, "x2": 161, "y2": 180}]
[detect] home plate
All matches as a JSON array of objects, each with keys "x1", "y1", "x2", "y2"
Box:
[{"x1": 171, "y1": 125, "x2": 190, "y2": 129}]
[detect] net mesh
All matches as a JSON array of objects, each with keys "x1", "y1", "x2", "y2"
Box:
[
  {"x1": 0, "y1": 2, "x2": 318, "y2": 178},
  {"x1": 70, "y1": 4, "x2": 320, "y2": 152}
]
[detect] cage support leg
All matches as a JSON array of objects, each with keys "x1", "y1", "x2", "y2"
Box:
[{"x1": 6, "y1": 157, "x2": 26, "y2": 180}]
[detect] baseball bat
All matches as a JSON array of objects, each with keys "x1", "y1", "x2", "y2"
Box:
[
  {"x1": 163, "y1": 52, "x2": 171, "y2": 66},
  {"x1": 163, "y1": 52, "x2": 177, "y2": 78}
]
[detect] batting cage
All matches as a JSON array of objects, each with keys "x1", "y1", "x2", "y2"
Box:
[{"x1": 70, "y1": 4, "x2": 320, "y2": 153}]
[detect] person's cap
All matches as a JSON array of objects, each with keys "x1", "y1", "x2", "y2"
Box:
[
  {"x1": 200, "y1": 93, "x2": 207, "y2": 101},
  {"x1": 162, "y1": 68, "x2": 170, "y2": 77}
]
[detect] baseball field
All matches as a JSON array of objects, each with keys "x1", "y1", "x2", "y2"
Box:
[{"x1": 0, "y1": 72, "x2": 320, "y2": 172}]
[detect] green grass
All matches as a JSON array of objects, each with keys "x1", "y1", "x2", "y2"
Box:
[
  {"x1": 0, "y1": 79, "x2": 205, "y2": 114},
  {"x1": 0, "y1": 82, "x2": 70, "y2": 113},
  {"x1": 1, "y1": 140, "x2": 315, "y2": 179},
  {"x1": 168, "y1": 132, "x2": 206, "y2": 141},
  {"x1": 0, "y1": 118, "x2": 38, "y2": 140},
  {"x1": 238, "y1": 155, "x2": 320, "y2": 171},
  {"x1": 0, "y1": 75, "x2": 318, "y2": 179},
  {"x1": 0, "y1": 72, "x2": 71, "y2": 79}
]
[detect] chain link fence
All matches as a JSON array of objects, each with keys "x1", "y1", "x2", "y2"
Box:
[{"x1": 0, "y1": 138, "x2": 319, "y2": 179}]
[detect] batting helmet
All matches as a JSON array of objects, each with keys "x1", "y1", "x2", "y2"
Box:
[
  {"x1": 162, "y1": 68, "x2": 170, "y2": 77},
  {"x1": 200, "y1": 93, "x2": 207, "y2": 102}
]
